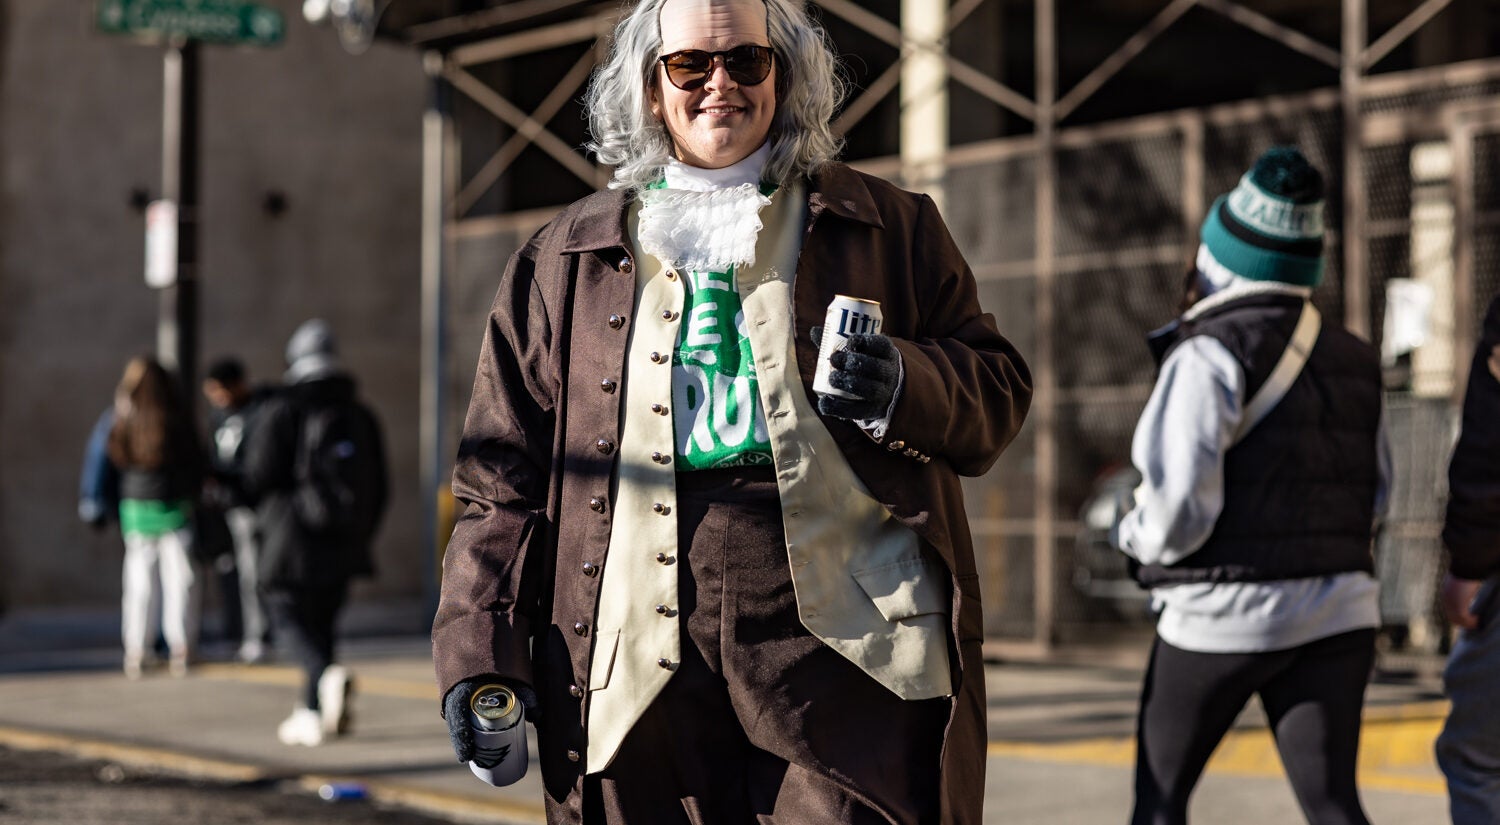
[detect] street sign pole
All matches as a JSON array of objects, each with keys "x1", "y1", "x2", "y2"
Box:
[{"x1": 158, "y1": 40, "x2": 199, "y2": 416}]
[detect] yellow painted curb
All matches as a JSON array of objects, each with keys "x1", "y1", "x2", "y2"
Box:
[
  {"x1": 300, "y1": 774, "x2": 548, "y2": 825},
  {"x1": 0, "y1": 725, "x2": 267, "y2": 783}
]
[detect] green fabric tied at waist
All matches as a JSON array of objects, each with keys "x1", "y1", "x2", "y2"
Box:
[{"x1": 119, "y1": 498, "x2": 192, "y2": 536}]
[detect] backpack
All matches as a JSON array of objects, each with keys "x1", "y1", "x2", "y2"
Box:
[
  {"x1": 291, "y1": 400, "x2": 385, "y2": 544},
  {"x1": 78, "y1": 408, "x2": 121, "y2": 528}
]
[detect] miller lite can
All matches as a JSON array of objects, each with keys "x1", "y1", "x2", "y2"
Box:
[
  {"x1": 813, "y1": 295, "x2": 883, "y2": 399},
  {"x1": 467, "y1": 683, "x2": 529, "y2": 787}
]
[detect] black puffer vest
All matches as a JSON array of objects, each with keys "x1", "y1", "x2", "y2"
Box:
[{"x1": 1135, "y1": 292, "x2": 1382, "y2": 586}]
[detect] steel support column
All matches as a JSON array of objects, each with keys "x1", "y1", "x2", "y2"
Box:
[
  {"x1": 420, "y1": 51, "x2": 454, "y2": 619},
  {"x1": 900, "y1": 0, "x2": 947, "y2": 211},
  {"x1": 1342, "y1": 0, "x2": 1369, "y2": 337},
  {"x1": 1033, "y1": 0, "x2": 1058, "y2": 650}
]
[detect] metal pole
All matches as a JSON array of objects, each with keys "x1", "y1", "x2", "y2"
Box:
[
  {"x1": 900, "y1": 0, "x2": 948, "y2": 211},
  {"x1": 1342, "y1": 0, "x2": 1368, "y2": 338},
  {"x1": 160, "y1": 40, "x2": 200, "y2": 414},
  {"x1": 420, "y1": 51, "x2": 452, "y2": 621},
  {"x1": 1034, "y1": 0, "x2": 1058, "y2": 651}
]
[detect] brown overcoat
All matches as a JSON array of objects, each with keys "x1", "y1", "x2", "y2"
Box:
[{"x1": 432, "y1": 162, "x2": 1032, "y2": 825}]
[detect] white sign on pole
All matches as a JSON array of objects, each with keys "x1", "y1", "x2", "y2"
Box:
[{"x1": 145, "y1": 199, "x2": 178, "y2": 288}]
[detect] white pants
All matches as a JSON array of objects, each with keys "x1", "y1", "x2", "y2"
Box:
[
  {"x1": 227, "y1": 506, "x2": 267, "y2": 644},
  {"x1": 121, "y1": 528, "x2": 199, "y2": 660}
]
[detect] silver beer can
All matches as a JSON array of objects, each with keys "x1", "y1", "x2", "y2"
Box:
[
  {"x1": 467, "y1": 683, "x2": 529, "y2": 787},
  {"x1": 813, "y1": 295, "x2": 883, "y2": 399}
]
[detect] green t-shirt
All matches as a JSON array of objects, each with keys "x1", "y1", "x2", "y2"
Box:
[
  {"x1": 673, "y1": 262, "x2": 774, "y2": 470},
  {"x1": 119, "y1": 498, "x2": 192, "y2": 536}
]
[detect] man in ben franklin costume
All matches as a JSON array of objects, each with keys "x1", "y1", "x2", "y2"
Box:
[{"x1": 431, "y1": 0, "x2": 1032, "y2": 822}]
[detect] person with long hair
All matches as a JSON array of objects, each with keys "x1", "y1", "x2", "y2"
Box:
[
  {"x1": 107, "y1": 356, "x2": 202, "y2": 678},
  {"x1": 431, "y1": 1, "x2": 1031, "y2": 822}
]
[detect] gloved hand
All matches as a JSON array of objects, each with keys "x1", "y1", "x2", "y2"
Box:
[
  {"x1": 443, "y1": 677, "x2": 541, "y2": 764},
  {"x1": 811, "y1": 327, "x2": 902, "y2": 421}
]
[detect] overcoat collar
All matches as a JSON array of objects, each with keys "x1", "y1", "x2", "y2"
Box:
[{"x1": 555, "y1": 162, "x2": 884, "y2": 256}]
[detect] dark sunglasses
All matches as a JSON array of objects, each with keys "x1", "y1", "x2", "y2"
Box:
[{"x1": 658, "y1": 45, "x2": 775, "y2": 91}]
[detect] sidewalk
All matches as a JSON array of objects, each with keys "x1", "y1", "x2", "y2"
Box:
[{"x1": 0, "y1": 631, "x2": 1454, "y2": 824}]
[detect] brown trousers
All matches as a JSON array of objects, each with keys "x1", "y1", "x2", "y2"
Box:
[{"x1": 584, "y1": 467, "x2": 948, "y2": 825}]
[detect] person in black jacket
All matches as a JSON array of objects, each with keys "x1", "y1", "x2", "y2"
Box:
[
  {"x1": 1434, "y1": 294, "x2": 1500, "y2": 825},
  {"x1": 243, "y1": 320, "x2": 388, "y2": 747},
  {"x1": 203, "y1": 357, "x2": 273, "y2": 663}
]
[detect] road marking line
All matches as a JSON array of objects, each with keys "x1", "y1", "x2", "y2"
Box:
[
  {"x1": 192, "y1": 663, "x2": 438, "y2": 701},
  {"x1": 300, "y1": 774, "x2": 548, "y2": 825},
  {"x1": 0, "y1": 725, "x2": 267, "y2": 783},
  {"x1": 988, "y1": 713, "x2": 1451, "y2": 797}
]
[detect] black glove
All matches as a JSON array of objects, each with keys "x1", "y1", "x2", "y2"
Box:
[
  {"x1": 443, "y1": 677, "x2": 541, "y2": 764},
  {"x1": 811, "y1": 328, "x2": 901, "y2": 421}
]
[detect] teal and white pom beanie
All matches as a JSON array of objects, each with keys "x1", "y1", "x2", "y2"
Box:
[{"x1": 1200, "y1": 146, "x2": 1326, "y2": 287}]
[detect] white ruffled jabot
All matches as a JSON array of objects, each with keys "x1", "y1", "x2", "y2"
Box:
[{"x1": 638, "y1": 143, "x2": 773, "y2": 272}]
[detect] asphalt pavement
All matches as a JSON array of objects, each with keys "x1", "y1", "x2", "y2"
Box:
[{"x1": 0, "y1": 619, "x2": 1456, "y2": 824}]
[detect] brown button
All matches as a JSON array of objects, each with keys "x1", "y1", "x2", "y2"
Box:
[
  {"x1": 919, "y1": 455, "x2": 931, "y2": 464},
  {"x1": 652, "y1": 502, "x2": 670, "y2": 515},
  {"x1": 651, "y1": 403, "x2": 668, "y2": 415},
  {"x1": 601, "y1": 378, "x2": 617, "y2": 393},
  {"x1": 567, "y1": 749, "x2": 581, "y2": 762},
  {"x1": 656, "y1": 604, "x2": 669, "y2": 614},
  {"x1": 589, "y1": 497, "x2": 606, "y2": 513},
  {"x1": 657, "y1": 658, "x2": 672, "y2": 670},
  {"x1": 608, "y1": 314, "x2": 624, "y2": 329},
  {"x1": 652, "y1": 451, "x2": 670, "y2": 464},
  {"x1": 573, "y1": 622, "x2": 589, "y2": 636},
  {"x1": 656, "y1": 553, "x2": 670, "y2": 564},
  {"x1": 582, "y1": 562, "x2": 598, "y2": 577},
  {"x1": 665, "y1": 269, "x2": 677, "y2": 280},
  {"x1": 596, "y1": 438, "x2": 615, "y2": 455},
  {"x1": 887, "y1": 440, "x2": 906, "y2": 451},
  {"x1": 649, "y1": 352, "x2": 664, "y2": 364},
  {"x1": 661, "y1": 310, "x2": 675, "y2": 321},
  {"x1": 568, "y1": 684, "x2": 582, "y2": 698},
  {"x1": 620, "y1": 257, "x2": 634, "y2": 274},
  {"x1": 904, "y1": 448, "x2": 919, "y2": 457}
]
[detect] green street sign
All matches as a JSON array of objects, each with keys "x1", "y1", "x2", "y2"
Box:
[{"x1": 96, "y1": 0, "x2": 285, "y2": 47}]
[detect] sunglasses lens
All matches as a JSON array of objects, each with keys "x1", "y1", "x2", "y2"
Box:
[
  {"x1": 724, "y1": 46, "x2": 772, "y2": 84},
  {"x1": 661, "y1": 47, "x2": 773, "y2": 90}
]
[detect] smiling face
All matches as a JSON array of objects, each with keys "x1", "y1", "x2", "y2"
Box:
[{"x1": 650, "y1": 0, "x2": 777, "y2": 170}]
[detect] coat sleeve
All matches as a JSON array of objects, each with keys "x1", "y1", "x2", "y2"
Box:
[
  {"x1": 240, "y1": 395, "x2": 296, "y2": 502},
  {"x1": 431, "y1": 236, "x2": 559, "y2": 708},
  {"x1": 1444, "y1": 296, "x2": 1500, "y2": 580},
  {"x1": 884, "y1": 194, "x2": 1033, "y2": 476}
]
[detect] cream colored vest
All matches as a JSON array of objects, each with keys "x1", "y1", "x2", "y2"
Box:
[{"x1": 586, "y1": 182, "x2": 952, "y2": 774}]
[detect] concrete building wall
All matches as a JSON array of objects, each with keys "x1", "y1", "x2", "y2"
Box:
[{"x1": 0, "y1": 0, "x2": 426, "y2": 617}]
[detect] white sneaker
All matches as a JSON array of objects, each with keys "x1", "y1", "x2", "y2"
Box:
[
  {"x1": 237, "y1": 640, "x2": 266, "y2": 664},
  {"x1": 317, "y1": 665, "x2": 353, "y2": 736},
  {"x1": 277, "y1": 708, "x2": 324, "y2": 747}
]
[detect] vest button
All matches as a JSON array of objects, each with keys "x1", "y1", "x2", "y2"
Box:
[
  {"x1": 652, "y1": 502, "x2": 670, "y2": 515},
  {"x1": 661, "y1": 310, "x2": 675, "y2": 321},
  {"x1": 650, "y1": 352, "x2": 664, "y2": 364},
  {"x1": 589, "y1": 497, "x2": 606, "y2": 512},
  {"x1": 657, "y1": 658, "x2": 672, "y2": 670},
  {"x1": 656, "y1": 553, "x2": 670, "y2": 564},
  {"x1": 567, "y1": 749, "x2": 581, "y2": 762},
  {"x1": 595, "y1": 438, "x2": 615, "y2": 455},
  {"x1": 600, "y1": 378, "x2": 617, "y2": 393},
  {"x1": 652, "y1": 451, "x2": 670, "y2": 464},
  {"x1": 573, "y1": 622, "x2": 589, "y2": 636},
  {"x1": 582, "y1": 562, "x2": 598, "y2": 577},
  {"x1": 656, "y1": 604, "x2": 668, "y2": 614},
  {"x1": 568, "y1": 684, "x2": 582, "y2": 698},
  {"x1": 651, "y1": 403, "x2": 667, "y2": 415},
  {"x1": 608, "y1": 314, "x2": 624, "y2": 329},
  {"x1": 620, "y1": 257, "x2": 634, "y2": 274}
]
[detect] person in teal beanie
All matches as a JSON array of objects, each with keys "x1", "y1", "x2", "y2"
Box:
[{"x1": 1116, "y1": 146, "x2": 1390, "y2": 825}]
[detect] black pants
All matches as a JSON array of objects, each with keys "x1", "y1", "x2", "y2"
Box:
[
  {"x1": 1132, "y1": 628, "x2": 1376, "y2": 825},
  {"x1": 264, "y1": 583, "x2": 348, "y2": 710},
  {"x1": 584, "y1": 467, "x2": 948, "y2": 825}
]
